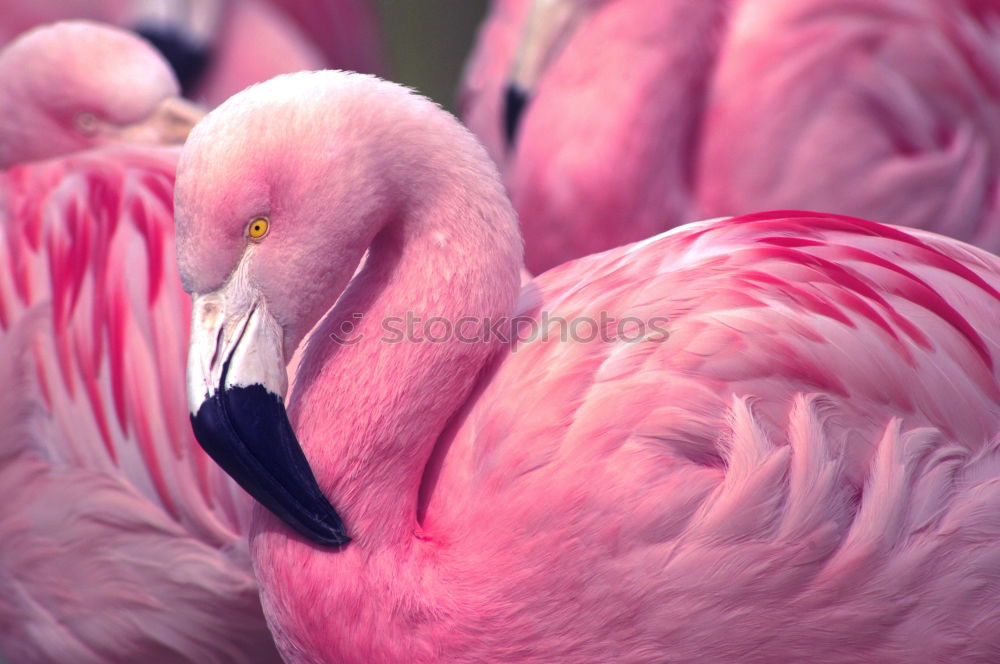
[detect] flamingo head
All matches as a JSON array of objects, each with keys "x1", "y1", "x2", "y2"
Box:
[
  {"x1": 0, "y1": 20, "x2": 204, "y2": 168},
  {"x1": 175, "y1": 71, "x2": 461, "y2": 547}
]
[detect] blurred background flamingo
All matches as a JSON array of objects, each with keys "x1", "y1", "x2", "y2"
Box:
[
  {"x1": 696, "y1": 0, "x2": 1000, "y2": 248},
  {"x1": 461, "y1": 0, "x2": 724, "y2": 274},
  {"x1": 0, "y1": 21, "x2": 285, "y2": 663},
  {"x1": 0, "y1": 21, "x2": 203, "y2": 167},
  {"x1": 178, "y1": 71, "x2": 1000, "y2": 663},
  {"x1": 0, "y1": 0, "x2": 385, "y2": 106},
  {"x1": 461, "y1": 0, "x2": 1000, "y2": 273}
]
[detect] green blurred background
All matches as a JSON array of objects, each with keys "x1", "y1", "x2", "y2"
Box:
[{"x1": 373, "y1": 0, "x2": 490, "y2": 111}]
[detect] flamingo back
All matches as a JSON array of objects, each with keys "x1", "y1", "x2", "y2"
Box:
[
  {"x1": 0, "y1": 147, "x2": 278, "y2": 663},
  {"x1": 411, "y1": 212, "x2": 1000, "y2": 661},
  {"x1": 697, "y1": 0, "x2": 1000, "y2": 247}
]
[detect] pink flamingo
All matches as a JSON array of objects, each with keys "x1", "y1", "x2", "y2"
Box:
[
  {"x1": 179, "y1": 70, "x2": 1000, "y2": 662},
  {"x1": 461, "y1": 0, "x2": 1000, "y2": 273},
  {"x1": 0, "y1": 21, "x2": 203, "y2": 168},
  {"x1": 695, "y1": 0, "x2": 1000, "y2": 247},
  {"x1": 460, "y1": 0, "x2": 724, "y2": 274},
  {"x1": 0, "y1": 22, "x2": 280, "y2": 662},
  {"x1": 0, "y1": 0, "x2": 384, "y2": 107},
  {"x1": 263, "y1": 0, "x2": 386, "y2": 77},
  {"x1": 139, "y1": 0, "x2": 385, "y2": 108},
  {"x1": 171, "y1": 0, "x2": 327, "y2": 108}
]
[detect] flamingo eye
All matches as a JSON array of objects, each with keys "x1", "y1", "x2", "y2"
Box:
[
  {"x1": 74, "y1": 112, "x2": 99, "y2": 136},
  {"x1": 247, "y1": 217, "x2": 269, "y2": 240}
]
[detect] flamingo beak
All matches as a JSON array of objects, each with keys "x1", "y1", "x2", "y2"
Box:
[
  {"x1": 134, "y1": 27, "x2": 212, "y2": 97},
  {"x1": 186, "y1": 289, "x2": 350, "y2": 547},
  {"x1": 114, "y1": 96, "x2": 206, "y2": 146},
  {"x1": 504, "y1": 0, "x2": 588, "y2": 146},
  {"x1": 131, "y1": 0, "x2": 223, "y2": 95}
]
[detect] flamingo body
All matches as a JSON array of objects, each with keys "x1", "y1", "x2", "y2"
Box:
[
  {"x1": 0, "y1": 147, "x2": 280, "y2": 662},
  {"x1": 261, "y1": 213, "x2": 1000, "y2": 663},
  {"x1": 190, "y1": 0, "x2": 327, "y2": 107},
  {"x1": 461, "y1": 0, "x2": 1000, "y2": 272},
  {"x1": 461, "y1": 0, "x2": 729, "y2": 274},
  {"x1": 176, "y1": 72, "x2": 1000, "y2": 663},
  {"x1": 264, "y1": 0, "x2": 386, "y2": 78},
  {"x1": 697, "y1": 0, "x2": 1000, "y2": 246}
]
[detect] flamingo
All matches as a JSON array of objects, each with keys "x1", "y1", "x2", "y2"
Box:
[
  {"x1": 0, "y1": 22, "x2": 281, "y2": 663},
  {"x1": 179, "y1": 70, "x2": 1000, "y2": 662},
  {"x1": 161, "y1": 0, "x2": 327, "y2": 108},
  {"x1": 263, "y1": 0, "x2": 386, "y2": 78},
  {"x1": 460, "y1": 0, "x2": 723, "y2": 274},
  {"x1": 460, "y1": 0, "x2": 1000, "y2": 273},
  {"x1": 695, "y1": 0, "x2": 1000, "y2": 246},
  {"x1": 0, "y1": 0, "x2": 384, "y2": 107},
  {"x1": 0, "y1": 20, "x2": 204, "y2": 168}
]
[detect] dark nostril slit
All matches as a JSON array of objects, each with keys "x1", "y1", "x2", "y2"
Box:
[
  {"x1": 133, "y1": 24, "x2": 212, "y2": 97},
  {"x1": 209, "y1": 323, "x2": 224, "y2": 372},
  {"x1": 503, "y1": 84, "x2": 530, "y2": 150}
]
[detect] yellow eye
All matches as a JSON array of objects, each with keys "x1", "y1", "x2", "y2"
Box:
[{"x1": 247, "y1": 217, "x2": 269, "y2": 240}]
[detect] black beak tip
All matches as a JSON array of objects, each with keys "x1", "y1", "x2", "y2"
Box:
[
  {"x1": 189, "y1": 382, "x2": 350, "y2": 548},
  {"x1": 133, "y1": 23, "x2": 211, "y2": 96},
  {"x1": 503, "y1": 83, "x2": 530, "y2": 149}
]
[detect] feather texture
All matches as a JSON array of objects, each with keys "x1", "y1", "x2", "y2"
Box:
[{"x1": 0, "y1": 147, "x2": 279, "y2": 663}]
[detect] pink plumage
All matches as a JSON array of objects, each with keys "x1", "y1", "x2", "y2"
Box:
[
  {"x1": 0, "y1": 22, "x2": 280, "y2": 663},
  {"x1": 177, "y1": 71, "x2": 1000, "y2": 663},
  {"x1": 0, "y1": 148, "x2": 279, "y2": 662},
  {"x1": 0, "y1": 21, "x2": 203, "y2": 168},
  {"x1": 0, "y1": 0, "x2": 385, "y2": 107},
  {"x1": 188, "y1": 0, "x2": 328, "y2": 108},
  {"x1": 461, "y1": 0, "x2": 726, "y2": 274},
  {"x1": 461, "y1": 0, "x2": 1000, "y2": 273},
  {"x1": 264, "y1": 0, "x2": 386, "y2": 77},
  {"x1": 696, "y1": 0, "x2": 1000, "y2": 245}
]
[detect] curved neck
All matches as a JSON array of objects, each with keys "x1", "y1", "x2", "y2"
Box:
[{"x1": 285, "y1": 159, "x2": 522, "y2": 550}]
